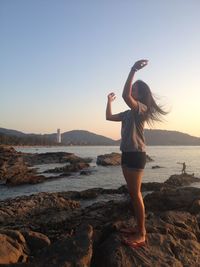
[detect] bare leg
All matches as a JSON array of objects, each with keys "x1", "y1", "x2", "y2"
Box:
[{"x1": 122, "y1": 167, "x2": 146, "y2": 243}]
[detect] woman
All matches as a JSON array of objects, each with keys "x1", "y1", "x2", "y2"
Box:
[{"x1": 106, "y1": 59, "x2": 167, "y2": 249}]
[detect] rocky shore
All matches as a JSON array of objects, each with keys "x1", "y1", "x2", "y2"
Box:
[
  {"x1": 0, "y1": 145, "x2": 92, "y2": 185},
  {"x1": 0, "y1": 145, "x2": 200, "y2": 266},
  {"x1": 0, "y1": 172, "x2": 200, "y2": 266}
]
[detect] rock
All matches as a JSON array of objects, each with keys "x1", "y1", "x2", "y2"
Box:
[
  {"x1": 0, "y1": 230, "x2": 28, "y2": 264},
  {"x1": 22, "y1": 231, "x2": 51, "y2": 253},
  {"x1": 0, "y1": 192, "x2": 80, "y2": 229},
  {"x1": 152, "y1": 165, "x2": 164, "y2": 169},
  {"x1": 91, "y1": 205, "x2": 200, "y2": 266},
  {"x1": 141, "y1": 182, "x2": 168, "y2": 192},
  {"x1": 80, "y1": 169, "x2": 93, "y2": 175},
  {"x1": 190, "y1": 199, "x2": 200, "y2": 215},
  {"x1": 96, "y1": 152, "x2": 153, "y2": 166},
  {"x1": 44, "y1": 162, "x2": 90, "y2": 174},
  {"x1": 0, "y1": 146, "x2": 92, "y2": 186},
  {"x1": 0, "y1": 145, "x2": 47, "y2": 186},
  {"x1": 6, "y1": 175, "x2": 46, "y2": 186},
  {"x1": 33, "y1": 224, "x2": 93, "y2": 267},
  {"x1": 144, "y1": 187, "x2": 200, "y2": 213},
  {"x1": 1, "y1": 183, "x2": 200, "y2": 266},
  {"x1": 146, "y1": 154, "x2": 154, "y2": 162},
  {"x1": 164, "y1": 173, "x2": 200, "y2": 187},
  {"x1": 96, "y1": 152, "x2": 121, "y2": 166},
  {"x1": 22, "y1": 152, "x2": 92, "y2": 166}
]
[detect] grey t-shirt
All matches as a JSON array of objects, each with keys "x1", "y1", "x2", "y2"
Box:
[{"x1": 119, "y1": 101, "x2": 147, "y2": 152}]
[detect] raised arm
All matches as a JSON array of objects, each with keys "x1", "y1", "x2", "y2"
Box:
[
  {"x1": 122, "y1": 59, "x2": 148, "y2": 109},
  {"x1": 106, "y1": 93, "x2": 122, "y2": 121}
]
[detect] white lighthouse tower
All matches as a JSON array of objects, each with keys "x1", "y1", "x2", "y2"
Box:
[{"x1": 56, "y1": 128, "x2": 61, "y2": 143}]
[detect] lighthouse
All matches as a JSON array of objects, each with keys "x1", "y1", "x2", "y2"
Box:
[{"x1": 56, "y1": 128, "x2": 61, "y2": 143}]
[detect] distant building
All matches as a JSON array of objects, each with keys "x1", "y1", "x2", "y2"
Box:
[{"x1": 56, "y1": 129, "x2": 61, "y2": 143}]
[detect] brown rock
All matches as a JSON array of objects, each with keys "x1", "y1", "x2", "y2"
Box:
[
  {"x1": 44, "y1": 162, "x2": 90, "y2": 174},
  {"x1": 96, "y1": 152, "x2": 121, "y2": 166},
  {"x1": 190, "y1": 199, "x2": 200, "y2": 215},
  {"x1": 164, "y1": 173, "x2": 200, "y2": 187},
  {"x1": 22, "y1": 152, "x2": 92, "y2": 166},
  {"x1": 0, "y1": 145, "x2": 46, "y2": 186},
  {"x1": 96, "y1": 152, "x2": 153, "y2": 166},
  {"x1": 34, "y1": 224, "x2": 93, "y2": 267},
  {"x1": 0, "y1": 230, "x2": 28, "y2": 264},
  {"x1": 0, "y1": 186, "x2": 200, "y2": 266},
  {"x1": 144, "y1": 187, "x2": 200, "y2": 212},
  {"x1": 22, "y1": 231, "x2": 51, "y2": 253}
]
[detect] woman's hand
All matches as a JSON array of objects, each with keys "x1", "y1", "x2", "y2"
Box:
[
  {"x1": 107, "y1": 92, "x2": 116, "y2": 102},
  {"x1": 132, "y1": 59, "x2": 148, "y2": 71}
]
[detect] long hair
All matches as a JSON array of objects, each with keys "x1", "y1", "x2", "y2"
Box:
[{"x1": 132, "y1": 80, "x2": 168, "y2": 126}]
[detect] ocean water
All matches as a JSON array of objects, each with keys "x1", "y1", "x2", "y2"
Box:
[{"x1": 0, "y1": 146, "x2": 200, "y2": 201}]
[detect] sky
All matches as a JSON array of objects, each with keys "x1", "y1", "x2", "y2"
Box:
[{"x1": 1, "y1": 0, "x2": 200, "y2": 140}]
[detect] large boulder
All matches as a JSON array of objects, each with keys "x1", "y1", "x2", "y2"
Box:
[
  {"x1": 96, "y1": 152, "x2": 153, "y2": 166},
  {"x1": 164, "y1": 173, "x2": 200, "y2": 187},
  {"x1": 92, "y1": 210, "x2": 200, "y2": 267},
  {"x1": 96, "y1": 152, "x2": 121, "y2": 166}
]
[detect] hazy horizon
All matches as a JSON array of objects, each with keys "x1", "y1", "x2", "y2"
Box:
[
  {"x1": 1, "y1": 1, "x2": 200, "y2": 140},
  {"x1": 1, "y1": 126, "x2": 200, "y2": 141}
]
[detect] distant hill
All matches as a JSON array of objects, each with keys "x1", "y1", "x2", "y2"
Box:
[
  {"x1": 61, "y1": 130, "x2": 116, "y2": 145},
  {"x1": 0, "y1": 127, "x2": 27, "y2": 137},
  {"x1": 144, "y1": 129, "x2": 200, "y2": 146},
  {"x1": 0, "y1": 127, "x2": 200, "y2": 146}
]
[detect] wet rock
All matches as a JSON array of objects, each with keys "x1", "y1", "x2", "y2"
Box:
[
  {"x1": 0, "y1": 146, "x2": 38, "y2": 184},
  {"x1": 80, "y1": 169, "x2": 93, "y2": 175},
  {"x1": 0, "y1": 146, "x2": 48, "y2": 186},
  {"x1": 96, "y1": 152, "x2": 153, "y2": 166},
  {"x1": 146, "y1": 154, "x2": 154, "y2": 162},
  {"x1": 6, "y1": 175, "x2": 46, "y2": 186},
  {"x1": 0, "y1": 146, "x2": 92, "y2": 186},
  {"x1": 152, "y1": 165, "x2": 164, "y2": 169},
  {"x1": 22, "y1": 152, "x2": 92, "y2": 166},
  {"x1": 164, "y1": 173, "x2": 200, "y2": 187},
  {"x1": 44, "y1": 162, "x2": 90, "y2": 174},
  {"x1": 96, "y1": 152, "x2": 121, "y2": 166}
]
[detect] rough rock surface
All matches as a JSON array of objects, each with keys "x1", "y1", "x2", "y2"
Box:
[
  {"x1": 22, "y1": 151, "x2": 92, "y2": 166},
  {"x1": 0, "y1": 177, "x2": 200, "y2": 266},
  {"x1": 44, "y1": 162, "x2": 90, "y2": 175},
  {"x1": 164, "y1": 173, "x2": 200, "y2": 186}
]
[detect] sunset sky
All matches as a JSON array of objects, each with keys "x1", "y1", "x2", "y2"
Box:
[{"x1": 1, "y1": 0, "x2": 200, "y2": 140}]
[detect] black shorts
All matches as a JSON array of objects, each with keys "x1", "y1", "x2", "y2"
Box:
[{"x1": 121, "y1": 151, "x2": 146, "y2": 171}]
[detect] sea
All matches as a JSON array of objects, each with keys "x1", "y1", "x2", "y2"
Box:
[{"x1": 0, "y1": 146, "x2": 200, "y2": 201}]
